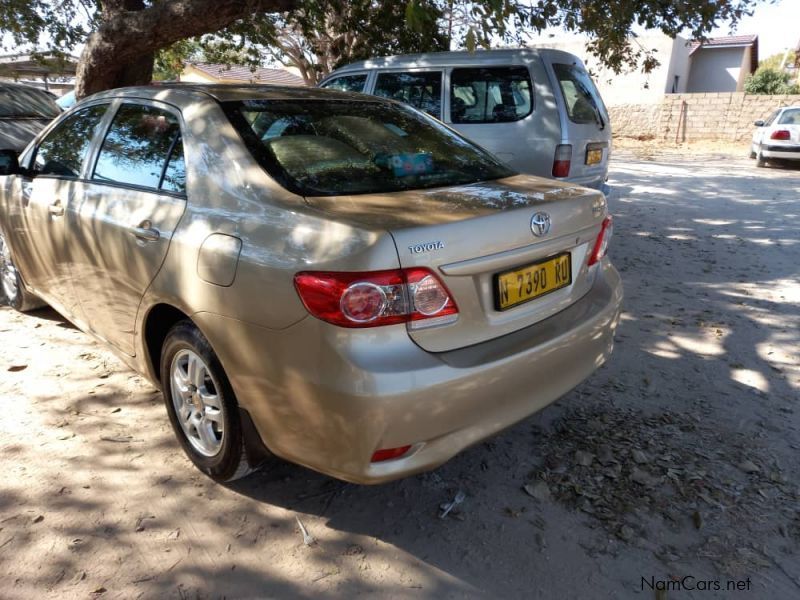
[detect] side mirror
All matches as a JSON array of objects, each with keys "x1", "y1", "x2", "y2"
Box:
[
  {"x1": 754, "y1": 120, "x2": 765, "y2": 127},
  {"x1": 0, "y1": 149, "x2": 20, "y2": 176}
]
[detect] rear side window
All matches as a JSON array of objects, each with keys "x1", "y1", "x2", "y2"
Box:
[
  {"x1": 552, "y1": 63, "x2": 606, "y2": 127},
  {"x1": 33, "y1": 104, "x2": 108, "y2": 177},
  {"x1": 0, "y1": 86, "x2": 61, "y2": 119},
  {"x1": 93, "y1": 104, "x2": 185, "y2": 193},
  {"x1": 373, "y1": 71, "x2": 442, "y2": 119},
  {"x1": 160, "y1": 135, "x2": 186, "y2": 193},
  {"x1": 321, "y1": 74, "x2": 367, "y2": 93},
  {"x1": 450, "y1": 67, "x2": 532, "y2": 123}
]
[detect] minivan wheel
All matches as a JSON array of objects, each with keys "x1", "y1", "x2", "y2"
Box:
[
  {"x1": 161, "y1": 321, "x2": 254, "y2": 482},
  {"x1": 0, "y1": 228, "x2": 44, "y2": 312}
]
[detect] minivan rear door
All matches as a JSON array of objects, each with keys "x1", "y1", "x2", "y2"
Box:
[{"x1": 546, "y1": 60, "x2": 611, "y2": 188}]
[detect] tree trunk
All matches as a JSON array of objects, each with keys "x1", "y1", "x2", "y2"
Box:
[{"x1": 75, "y1": 0, "x2": 298, "y2": 98}]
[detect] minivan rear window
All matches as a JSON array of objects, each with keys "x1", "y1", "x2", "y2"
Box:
[
  {"x1": 224, "y1": 99, "x2": 514, "y2": 197},
  {"x1": 450, "y1": 67, "x2": 532, "y2": 123},
  {"x1": 552, "y1": 63, "x2": 606, "y2": 128}
]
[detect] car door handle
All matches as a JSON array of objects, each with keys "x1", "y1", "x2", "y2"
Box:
[
  {"x1": 129, "y1": 221, "x2": 160, "y2": 243},
  {"x1": 48, "y1": 200, "x2": 64, "y2": 217}
]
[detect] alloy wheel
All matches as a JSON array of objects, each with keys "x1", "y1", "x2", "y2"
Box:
[{"x1": 169, "y1": 349, "x2": 225, "y2": 457}]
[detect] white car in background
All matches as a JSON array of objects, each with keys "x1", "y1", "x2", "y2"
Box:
[{"x1": 751, "y1": 106, "x2": 800, "y2": 167}]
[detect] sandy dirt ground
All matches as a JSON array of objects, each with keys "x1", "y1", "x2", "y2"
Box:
[{"x1": 0, "y1": 150, "x2": 799, "y2": 599}]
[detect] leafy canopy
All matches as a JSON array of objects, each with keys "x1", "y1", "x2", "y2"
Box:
[
  {"x1": 0, "y1": 0, "x2": 766, "y2": 91},
  {"x1": 744, "y1": 67, "x2": 800, "y2": 95}
]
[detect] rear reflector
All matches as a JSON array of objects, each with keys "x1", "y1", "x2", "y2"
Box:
[
  {"x1": 771, "y1": 130, "x2": 791, "y2": 140},
  {"x1": 371, "y1": 445, "x2": 412, "y2": 462},
  {"x1": 588, "y1": 216, "x2": 613, "y2": 266},
  {"x1": 552, "y1": 144, "x2": 572, "y2": 178},
  {"x1": 294, "y1": 268, "x2": 458, "y2": 328}
]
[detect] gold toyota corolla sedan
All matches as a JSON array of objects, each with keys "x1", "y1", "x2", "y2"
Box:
[{"x1": 0, "y1": 85, "x2": 622, "y2": 484}]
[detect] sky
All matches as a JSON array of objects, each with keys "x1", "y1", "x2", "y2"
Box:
[
  {"x1": 522, "y1": 0, "x2": 798, "y2": 62},
  {"x1": 710, "y1": 0, "x2": 798, "y2": 59}
]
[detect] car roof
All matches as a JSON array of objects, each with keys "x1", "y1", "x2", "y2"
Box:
[
  {"x1": 322, "y1": 48, "x2": 582, "y2": 76},
  {"x1": 83, "y1": 83, "x2": 381, "y2": 106},
  {"x1": 0, "y1": 81, "x2": 57, "y2": 94}
]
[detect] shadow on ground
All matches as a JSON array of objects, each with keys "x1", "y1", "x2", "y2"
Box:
[{"x1": 0, "y1": 155, "x2": 798, "y2": 599}]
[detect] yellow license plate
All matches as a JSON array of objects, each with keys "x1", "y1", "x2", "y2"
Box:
[
  {"x1": 586, "y1": 148, "x2": 602, "y2": 165},
  {"x1": 496, "y1": 253, "x2": 572, "y2": 311}
]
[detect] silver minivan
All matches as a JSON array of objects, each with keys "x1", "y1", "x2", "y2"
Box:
[{"x1": 320, "y1": 49, "x2": 611, "y2": 191}]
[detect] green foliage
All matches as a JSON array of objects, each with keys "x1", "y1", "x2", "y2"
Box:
[
  {"x1": 744, "y1": 68, "x2": 800, "y2": 95},
  {"x1": 759, "y1": 50, "x2": 797, "y2": 72},
  {"x1": 0, "y1": 0, "x2": 765, "y2": 89},
  {"x1": 153, "y1": 40, "x2": 201, "y2": 81}
]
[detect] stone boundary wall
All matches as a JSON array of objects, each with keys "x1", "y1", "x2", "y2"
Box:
[{"x1": 609, "y1": 93, "x2": 800, "y2": 142}]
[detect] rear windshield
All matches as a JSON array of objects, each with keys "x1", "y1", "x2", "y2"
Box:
[
  {"x1": 0, "y1": 86, "x2": 61, "y2": 119},
  {"x1": 778, "y1": 108, "x2": 800, "y2": 125},
  {"x1": 223, "y1": 99, "x2": 514, "y2": 196},
  {"x1": 552, "y1": 63, "x2": 606, "y2": 128}
]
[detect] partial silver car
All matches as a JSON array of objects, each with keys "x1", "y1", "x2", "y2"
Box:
[
  {"x1": 0, "y1": 84, "x2": 622, "y2": 484},
  {"x1": 0, "y1": 82, "x2": 61, "y2": 151},
  {"x1": 751, "y1": 106, "x2": 800, "y2": 167}
]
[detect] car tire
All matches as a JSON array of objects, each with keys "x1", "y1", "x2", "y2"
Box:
[
  {"x1": 0, "y1": 227, "x2": 45, "y2": 312},
  {"x1": 160, "y1": 320, "x2": 256, "y2": 482},
  {"x1": 756, "y1": 145, "x2": 766, "y2": 168}
]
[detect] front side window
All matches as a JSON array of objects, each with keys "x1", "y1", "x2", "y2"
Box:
[
  {"x1": 450, "y1": 67, "x2": 532, "y2": 124},
  {"x1": 373, "y1": 71, "x2": 442, "y2": 119},
  {"x1": 33, "y1": 104, "x2": 108, "y2": 177},
  {"x1": 93, "y1": 104, "x2": 184, "y2": 192},
  {"x1": 224, "y1": 99, "x2": 514, "y2": 196},
  {"x1": 321, "y1": 74, "x2": 368, "y2": 93},
  {"x1": 552, "y1": 63, "x2": 607, "y2": 128}
]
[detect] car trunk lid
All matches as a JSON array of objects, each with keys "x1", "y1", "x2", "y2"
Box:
[{"x1": 305, "y1": 174, "x2": 607, "y2": 352}]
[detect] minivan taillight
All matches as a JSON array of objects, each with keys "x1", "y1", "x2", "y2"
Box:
[
  {"x1": 771, "y1": 130, "x2": 791, "y2": 140},
  {"x1": 587, "y1": 216, "x2": 613, "y2": 266},
  {"x1": 294, "y1": 268, "x2": 458, "y2": 328},
  {"x1": 552, "y1": 144, "x2": 572, "y2": 178}
]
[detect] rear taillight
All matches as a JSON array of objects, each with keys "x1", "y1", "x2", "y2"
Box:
[
  {"x1": 552, "y1": 144, "x2": 572, "y2": 178},
  {"x1": 294, "y1": 268, "x2": 458, "y2": 328},
  {"x1": 371, "y1": 445, "x2": 412, "y2": 462},
  {"x1": 771, "y1": 130, "x2": 791, "y2": 140},
  {"x1": 588, "y1": 216, "x2": 613, "y2": 266}
]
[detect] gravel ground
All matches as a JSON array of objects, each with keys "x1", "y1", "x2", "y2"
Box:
[{"x1": 0, "y1": 153, "x2": 798, "y2": 599}]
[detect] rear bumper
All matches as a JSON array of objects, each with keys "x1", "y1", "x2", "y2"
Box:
[
  {"x1": 763, "y1": 144, "x2": 800, "y2": 159},
  {"x1": 194, "y1": 260, "x2": 623, "y2": 484},
  {"x1": 564, "y1": 171, "x2": 607, "y2": 191}
]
